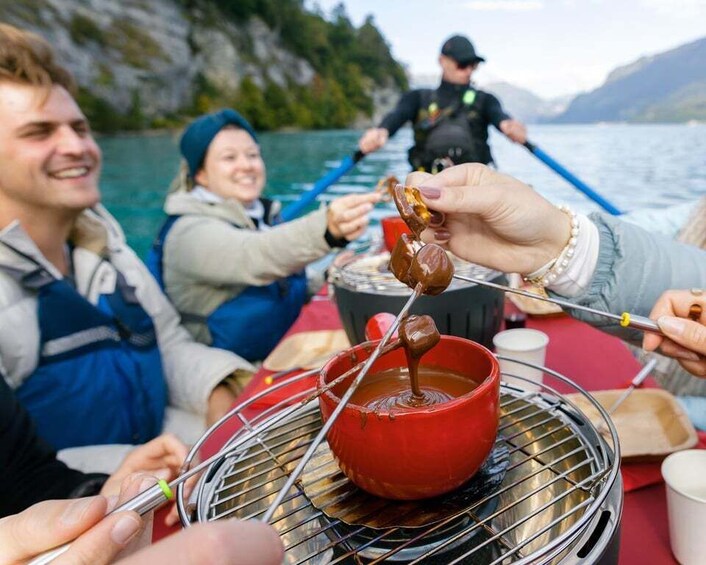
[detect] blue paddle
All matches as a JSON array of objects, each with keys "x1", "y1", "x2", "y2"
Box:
[
  {"x1": 523, "y1": 141, "x2": 623, "y2": 216},
  {"x1": 279, "y1": 150, "x2": 365, "y2": 222}
]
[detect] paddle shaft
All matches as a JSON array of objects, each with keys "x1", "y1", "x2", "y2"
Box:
[
  {"x1": 524, "y1": 141, "x2": 623, "y2": 216},
  {"x1": 279, "y1": 150, "x2": 365, "y2": 222}
]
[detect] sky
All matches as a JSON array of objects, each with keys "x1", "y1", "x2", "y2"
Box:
[{"x1": 308, "y1": 0, "x2": 706, "y2": 99}]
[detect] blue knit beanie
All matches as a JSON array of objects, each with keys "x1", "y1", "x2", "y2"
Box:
[{"x1": 179, "y1": 109, "x2": 258, "y2": 178}]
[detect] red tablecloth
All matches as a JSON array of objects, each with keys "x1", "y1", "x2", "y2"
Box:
[{"x1": 193, "y1": 295, "x2": 705, "y2": 564}]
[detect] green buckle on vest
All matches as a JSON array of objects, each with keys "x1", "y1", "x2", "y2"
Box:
[{"x1": 463, "y1": 89, "x2": 476, "y2": 106}]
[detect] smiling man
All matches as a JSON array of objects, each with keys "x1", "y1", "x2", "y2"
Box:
[
  {"x1": 358, "y1": 34, "x2": 527, "y2": 172},
  {"x1": 0, "y1": 23, "x2": 254, "y2": 465}
]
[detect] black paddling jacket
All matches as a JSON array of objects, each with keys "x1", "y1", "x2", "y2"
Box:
[
  {"x1": 0, "y1": 376, "x2": 107, "y2": 517},
  {"x1": 380, "y1": 80, "x2": 511, "y2": 170}
]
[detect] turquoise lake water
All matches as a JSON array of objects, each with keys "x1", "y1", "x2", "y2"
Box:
[{"x1": 98, "y1": 124, "x2": 706, "y2": 258}]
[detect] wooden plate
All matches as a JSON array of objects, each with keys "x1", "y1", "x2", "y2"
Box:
[
  {"x1": 567, "y1": 389, "x2": 698, "y2": 462},
  {"x1": 263, "y1": 330, "x2": 350, "y2": 372}
]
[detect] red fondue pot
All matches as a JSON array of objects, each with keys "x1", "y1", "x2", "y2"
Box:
[{"x1": 318, "y1": 335, "x2": 500, "y2": 500}]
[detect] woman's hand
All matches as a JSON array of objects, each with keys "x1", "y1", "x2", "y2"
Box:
[
  {"x1": 101, "y1": 435, "x2": 190, "y2": 527},
  {"x1": 643, "y1": 289, "x2": 706, "y2": 377},
  {"x1": 406, "y1": 163, "x2": 571, "y2": 275},
  {"x1": 327, "y1": 192, "x2": 381, "y2": 241},
  {"x1": 0, "y1": 474, "x2": 284, "y2": 565},
  {"x1": 0, "y1": 473, "x2": 150, "y2": 565},
  {"x1": 116, "y1": 520, "x2": 284, "y2": 565}
]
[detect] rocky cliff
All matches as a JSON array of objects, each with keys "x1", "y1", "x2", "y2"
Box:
[{"x1": 1, "y1": 0, "x2": 405, "y2": 131}]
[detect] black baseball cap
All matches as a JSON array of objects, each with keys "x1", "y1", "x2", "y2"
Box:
[{"x1": 441, "y1": 35, "x2": 485, "y2": 65}]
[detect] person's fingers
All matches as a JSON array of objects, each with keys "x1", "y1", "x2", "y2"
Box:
[
  {"x1": 116, "y1": 520, "x2": 284, "y2": 565},
  {"x1": 675, "y1": 358, "x2": 706, "y2": 377},
  {"x1": 346, "y1": 225, "x2": 368, "y2": 241},
  {"x1": 431, "y1": 229, "x2": 451, "y2": 242},
  {"x1": 0, "y1": 497, "x2": 107, "y2": 563},
  {"x1": 409, "y1": 162, "x2": 506, "y2": 192},
  {"x1": 429, "y1": 210, "x2": 445, "y2": 227},
  {"x1": 415, "y1": 180, "x2": 508, "y2": 216},
  {"x1": 649, "y1": 290, "x2": 706, "y2": 320},
  {"x1": 644, "y1": 291, "x2": 679, "y2": 351},
  {"x1": 109, "y1": 434, "x2": 189, "y2": 492},
  {"x1": 150, "y1": 434, "x2": 189, "y2": 462},
  {"x1": 657, "y1": 337, "x2": 702, "y2": 361},
  {"x1": 336, "y1": 216, "x2": 369, "y2": 239},
  {"x1": 331, "y1": 200, "x2": 374, "y2": 223},
  {"x1": 52, "y1": 511, "x2": 144, "y2": 565},
  {"x1": 405, "y1": 171, "x2": 433, "y2": 188},
  {"x1": 644, "y1": 290, "x2": 706, "y2": 353},
  {"x1": 657, "y1": 315, "x2": 706, "y2": 356},
  {"x1": 642, "y1": 331, "x2": 664, "y2": 352},
  {"x1": 164, "y1": 505, "x2": 181, "y2": 528},
  {"x1": 114, "y1": 474, "x2": 157, "y2": 558}
]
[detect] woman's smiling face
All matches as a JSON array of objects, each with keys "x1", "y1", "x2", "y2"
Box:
[{"x1": 194, "y1": 126, "x2": 266, "y2": 204}]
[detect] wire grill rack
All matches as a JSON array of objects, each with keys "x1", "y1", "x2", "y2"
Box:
[{"x1": 179, "y1": 362, "x2": 621, "y2": 564}]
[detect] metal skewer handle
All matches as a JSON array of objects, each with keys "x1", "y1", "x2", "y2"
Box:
[
  {"x1": 28, "y1": 397, "x2": 312, "y2": 565},
  {"x1": 452, "y1": 273, "x2": 661, "y2": 334}
]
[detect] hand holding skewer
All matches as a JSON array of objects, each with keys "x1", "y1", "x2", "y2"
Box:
[
  {"x1": 644, "y1": 289, "x2": 706, "y2": 377},
  {"x1": 387, "y1": 168, "x2": 668, "y2": 337}
]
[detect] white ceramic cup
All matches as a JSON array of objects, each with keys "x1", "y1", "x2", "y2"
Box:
[
  {"x1": 661, "y1": 449, "x2": 706, "y2": 565},
  {"x1": 492, "y1": 329, "x2": 549, "y2": 392}
]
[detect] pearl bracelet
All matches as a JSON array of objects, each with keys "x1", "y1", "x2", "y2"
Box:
[{"x1": 523, "y1": 205, "x2": 579, "y2": 287}]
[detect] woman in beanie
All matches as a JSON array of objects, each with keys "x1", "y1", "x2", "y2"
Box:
[{"x1": 148, "y1": 109, "x2": 380, "y2": 365}]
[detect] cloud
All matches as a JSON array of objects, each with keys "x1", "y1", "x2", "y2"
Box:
[
  {"x1": 638, "y1": 0, "x2": 706, "y2": 18},
  {"x1": 463, "y1": 0, "x2": 544, "y2": 11}
]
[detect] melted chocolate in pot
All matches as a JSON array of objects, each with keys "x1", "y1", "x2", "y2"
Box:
[{"x1": 350, "y1": 366, "x2": 477, "y2": 411}]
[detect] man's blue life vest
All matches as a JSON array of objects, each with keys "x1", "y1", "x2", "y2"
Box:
[
  {"x1": 11, "y1": 264, "x2": 166, "y2": 450},
  {"x1": 146, "y1": 215, "x2": 307, "y2": 362}
]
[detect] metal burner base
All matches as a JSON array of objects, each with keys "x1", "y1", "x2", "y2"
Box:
[{"x1": 309, "y1": 443, "x2": 509, "y2": 561}]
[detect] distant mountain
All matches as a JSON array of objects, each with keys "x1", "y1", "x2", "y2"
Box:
[
  {"x1": 482, "y1": 81, "x2": 570, "y2": 123},
  {"x1": 554, "y1": 37, "x2": 706, "y2": 123}
]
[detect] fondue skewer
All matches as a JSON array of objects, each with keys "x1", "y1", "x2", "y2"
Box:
[
  {"x1": 260, "y1": 284, "x2": 424, "y2": 524},
  {"x1": 452, "y1": 273, "x2": 661, "y2": 334},
  {"x1": 32, "y1": 336, "x2": 420, "y2": 565},
  {"x1": 596, "y1": 357, "x2": 657, "y2": 434},
  {"x1": 28, "y1": 392, "x2": 315, "y2": 565}
]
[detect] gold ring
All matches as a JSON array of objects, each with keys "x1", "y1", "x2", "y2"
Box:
[{"x1": 690, "y1": 288, "x2": 704, "y2": 296}]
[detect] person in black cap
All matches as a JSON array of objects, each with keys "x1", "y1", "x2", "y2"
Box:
[{"x1": 358, "y1": 34, "x2": 527, "y2": 172}]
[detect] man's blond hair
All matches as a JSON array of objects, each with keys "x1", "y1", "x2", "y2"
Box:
[{"x1": 0, "y1": 22, "x2": 76, "y2": 94}]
